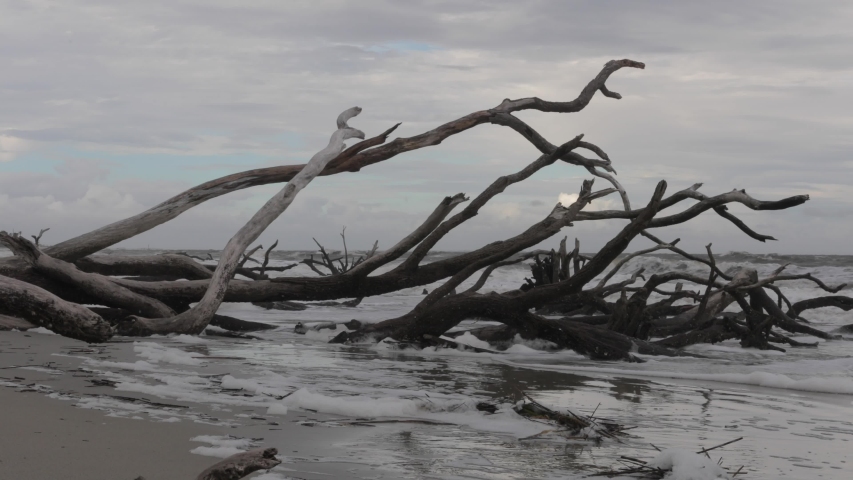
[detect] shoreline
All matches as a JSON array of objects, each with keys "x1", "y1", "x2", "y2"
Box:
[
  {"x1": 0, "y1": 387, "x2": 218, "y2": 480},
  {"x1": 3, "y1": 322, "x2": 853, "y2": 479},
  {"x1": 0, "y1": 330, "x2": 421, "y2": 479}
]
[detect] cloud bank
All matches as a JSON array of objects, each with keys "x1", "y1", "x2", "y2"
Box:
[{"x1": 1, "y1": 1, "x2": 851, "y2": 253}]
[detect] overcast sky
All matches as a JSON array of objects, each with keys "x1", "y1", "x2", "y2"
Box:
[{"x1": 1, "y1": 0, "x2": 851, "y2": 254}]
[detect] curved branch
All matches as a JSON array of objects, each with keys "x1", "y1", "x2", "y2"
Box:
[
  {"x1": 518, "y1": 180, "x2": 669, "y2": 309},
  {"x1": 750, "y1": 286, "x2": 837, "y2": 340},
  {"x1": 14, "y1": 60, "x2": 642, "y2": 264},
  {"x1": 493, "y1": 59, "x2": 645, "y2": 113},
  {"x1": 640, "y1": 230, "x2": 733, "y2": 281},
  {"x1": 464, "y1": 254, "x2": 533, "y2": 294},
  {"x1": 576, "y1": 189, "x2": 809, "y2": 233},
  {"x1": 121, "y1": 108, "x2": 366, "y2": 335},
  {"x1": 713, "y1": 205, "x2": 776, "y2": 242},
  {"x1": 736, "y1": 273, "x2": 846, "y2": 294},
  {"x1": 415, "y1": 178, "x2": 604, "y2": 310},
  {"x1": 29, "y1": 123, "x2": 396, "y2": 263},
  {"x1": 788, "y1": 295, "x2": 853, "y2": 318},
  {"x1": 398, "y1": 134, "x2": 587, "y2": 271},
  {"x1": 346, "y1": 193, "x2": 469, "y2": 277}
]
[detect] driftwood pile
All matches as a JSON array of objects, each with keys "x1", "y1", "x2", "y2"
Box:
[{"x1": 0, "y1": 58, "x2": 847, "y2": 363}]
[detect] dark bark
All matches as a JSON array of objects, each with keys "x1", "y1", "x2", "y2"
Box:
[
  {"x1": 334, "y1": 181, "x2": 670, "y2": 360},
  {"x1": 654, "y1": 315, "x2": 741, "y2": 349},
  {"x1": 0, "y1": 274, "x2": 112, "y2": 343},
  {"x1": 787, "y1": 295, "x2": 853, "y2": 318},
  {"x1": 0, "y1": 58, "x2": 832, "y2": 361},
  {"x1": 210, "y1": 314, "x2": 277, "y2": 332},
  {"x1": 196, "y1": 447, "x2": 281, "y2": 480},
  {"x1": 0, "y1": 233, "x2": 175, "y2": 318},
  {"x1": 76, "y1": 254, "x2": 213, "y2": 280}
]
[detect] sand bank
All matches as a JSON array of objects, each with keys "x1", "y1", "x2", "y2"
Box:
[
  {"x1": 0, "y1": 387, "x2": 218, "y2": 480},
  {"x1": 0, "y1": 330, "x2": 399, "y2": 479}
]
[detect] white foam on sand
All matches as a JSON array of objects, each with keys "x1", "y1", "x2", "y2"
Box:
[
  {"x1": 190, "y1": 446, "x2": 247, "y2": 458},
  {"x1": 85, "y1": 359, "x2": 163, "y2": 372},
  {"x1": 190, "y1": 435, "x2": 255, "y2": 458},
  {"x1": 134, "y1": 342, "x2": 205, "y2": 366},
  {"x1": 647, "y1": 449, "x2": 730, "y2": 480},
  {"x1": 448, "y1": 332, "x2": 493, "y2": 350},
  {"x1": 28, "y1": 327, "x2": 57, "y2": 335},
  {"x1": 252, "y1": 473, "x2": 290, "y2": 480},
  {"x1": 265, "y1": 387, "x2": 546, "y2": 438}
]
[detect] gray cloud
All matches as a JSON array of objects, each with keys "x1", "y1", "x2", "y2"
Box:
[{"x1": 0, "y1": 1, "x2": 851, "y2": 254}]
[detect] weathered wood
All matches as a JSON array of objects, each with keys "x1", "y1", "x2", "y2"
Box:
[
  {"x1": 399, "y1": 134, "x2": 590, "y2": 273},
  {"x1": 788, "y1": 295, "x2": 853, "y2": 318},
  {"x1": 75, "y1": 254, "x2": 213, "y2": 280},
  {"x1": 750, "y1": 286, "x2": 837, "y2": 340},
  {"x1": 120, "y1": 108, "x2": 366, "y2": 335},
  {"x1": 655, "y1": 315, "x2": 740, "y2": 349},
  {"x1": 210, "y1": 314, "x2": 277, "y2": 332},
  {"x1": 31, "y1": 227, "x2": 50, "y2": 246},
  {"x1": 72, "y1": 180, "x2": 797, "y2": 310},
  {"x1": 336, "y1": 181, "x2": 670, "y2": 360},
  {"x1": 651, "y1": 268, "x2": 755, "y2": 337},
  {"x1": 196, "y1": 447, "x2": 281, "y2": 480},
  {"x1": 652, "y1": 291, "x2": 734, "y2": 337},
  {"x1": 520, "y1": 180, "x2": 669, "y2": 309},
  {"x1": 575, "y1": 188, "x2": 809, "y2": 233},
  {"x1": 346, "y1": 193, "x2": 468, "y2": 277},
  {"x1": 0, "y1": 314, "x2": 36, "y2": 331},
  {"x1": 0, "y1": 274, "x2": 112, "y2": 342},
  {"x1": 464, "y1": 252, "x2": 543, "y2": 294},
  {"x1": 0, "y1": 59, "x2": 831, "y2": 359},
  {"x1": 0, "y1": 233, "x2": 175, "y2": 318},
  {"x1": 0, "y1": 60, "x2": 642, "y2": 268},
  {"x1": 252, "y1": 301, "x2": 308, "y2": 311},
  {"x1": 414, "y1": 175, "x2": 615, "y2": 311}
]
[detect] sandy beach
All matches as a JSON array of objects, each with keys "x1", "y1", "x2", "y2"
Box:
[
  {"x1": 0, "y1": 387, "x2": 218, "y2": 480},
  {"x1": 3, "y1": 251, "x2": 853, "y2": 480},
  {"x1": 0, "y1": 330, "x2": 418, "y2": 479},
  {"x1": 0, "y1": 331, "x2": 219, "y2": 479}
]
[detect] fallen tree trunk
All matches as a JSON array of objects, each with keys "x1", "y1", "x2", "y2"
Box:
[
  {"x1": 0, "y1": 232, "x2": 175, "y2": 319},
  {"x1": 0, "y1": 57, "x2": 832, "y2": 361},
  {"x1": 0, "y1": 274, "x2": 112, "y2": 342},
  {"x1": 334, "y1": 181, "x2": 670, "y2": 360},
  {"x1": 75, "y1": 254, "x2": 213, "y2": 280}
]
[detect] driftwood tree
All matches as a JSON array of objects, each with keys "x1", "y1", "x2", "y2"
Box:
[{"x1": 0, "y1": 59, "x2": 848, "y2": 359}]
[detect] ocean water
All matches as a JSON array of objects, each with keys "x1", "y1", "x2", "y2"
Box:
[{"x1": 9, "y1": 249, "x2": 853, "y2": 478}]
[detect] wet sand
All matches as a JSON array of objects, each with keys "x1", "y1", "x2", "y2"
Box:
[
  {"x1": 0, "y1": 330, "x2": 417, "y2": 479},
  {"x1": 0, "y1": 331, "x2": 218, "y2": 479},
  {"x1": 3, "y1": 296, "x2": 853, "y2": 480},
  {"x1": 0, "y1": 387, "x2": 217, "y2": 480}
]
